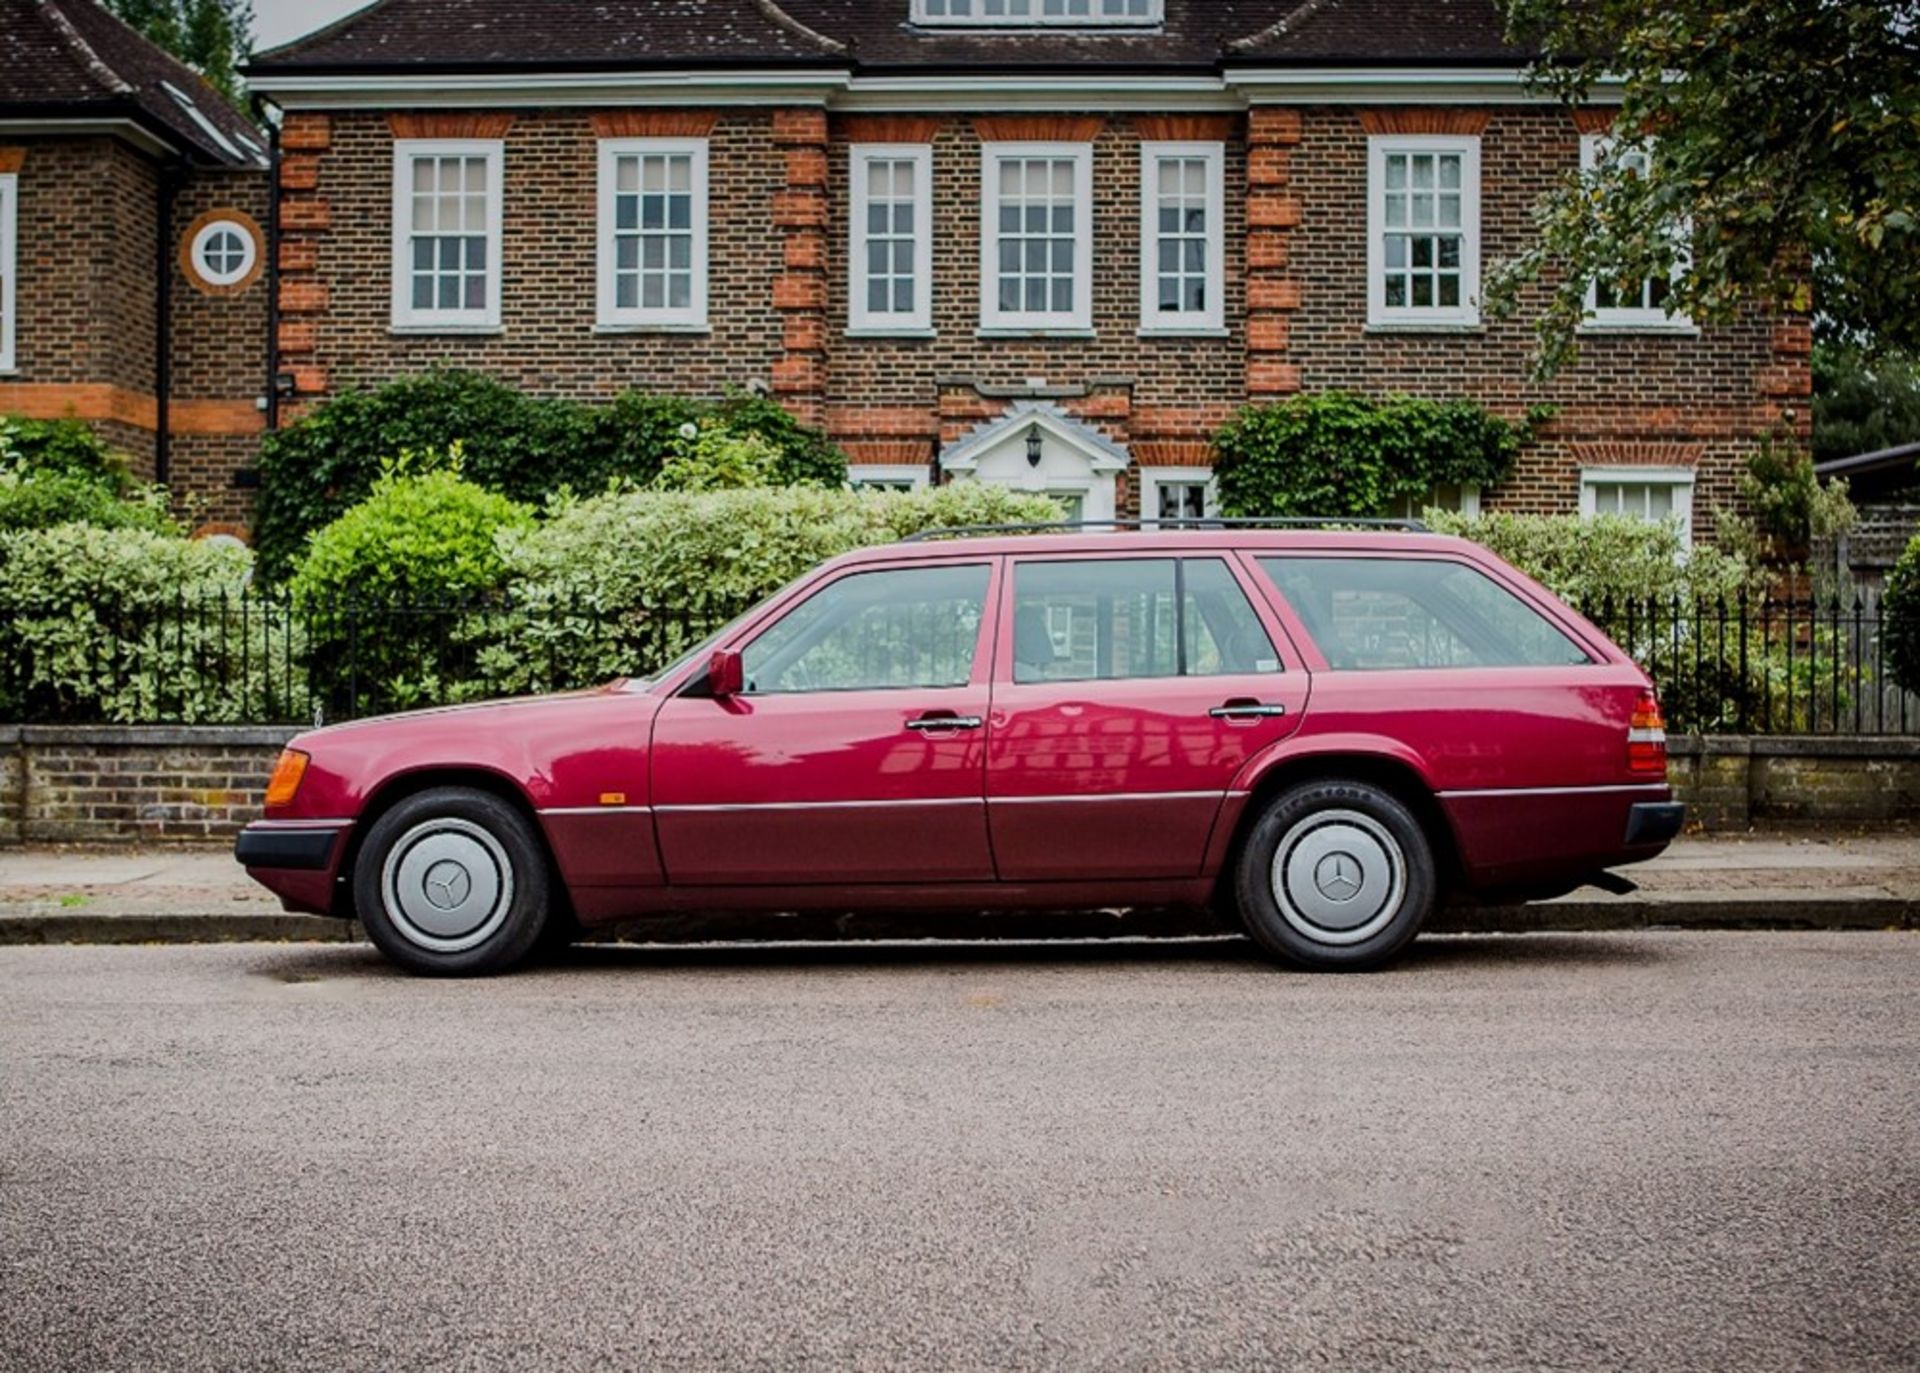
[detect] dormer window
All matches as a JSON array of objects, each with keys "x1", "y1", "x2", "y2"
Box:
[{"x1": 914, "y1": 0, "x2": 1160, "y2": 26}]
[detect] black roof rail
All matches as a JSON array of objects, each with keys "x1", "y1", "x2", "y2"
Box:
[{"x1": 900, "y1": 516, "x2": 1431, "y2": 543}]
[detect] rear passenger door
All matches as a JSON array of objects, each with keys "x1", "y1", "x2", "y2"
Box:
[{"x1": 986, "y1": 555, "x2": 1307, "y2": 881}]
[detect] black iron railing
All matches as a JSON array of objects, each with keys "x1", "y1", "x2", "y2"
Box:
[{"x1": 1, "y1": 590, "x2": 1914, "y2": 734}]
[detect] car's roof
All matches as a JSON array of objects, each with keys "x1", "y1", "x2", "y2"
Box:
[{"x1": 844, "y1": 528, "x2": 1487, "y2": 564}]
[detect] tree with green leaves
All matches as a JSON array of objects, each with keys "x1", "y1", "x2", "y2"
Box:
[
  {"x1": 105, "y1": 0, "x2": 254, "y2": 106},
  {"x1": 1489, "y1": 1, "x2": 1919, "y2": 374},
  {"x1": 1813, "y1": 343, "x2": 1920, "y2": 465}
]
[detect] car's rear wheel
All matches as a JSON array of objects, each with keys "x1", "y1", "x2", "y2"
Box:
[
  {"x1": 353, "y1": 787, "x2": 550, "y2": 976},
  {"x1": 1234, "y1": 780, "x2": 1435, "y2": 971}
]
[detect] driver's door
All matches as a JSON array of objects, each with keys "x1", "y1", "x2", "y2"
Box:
[{"x1": 649, "y1": 559, "x2": 1000, "y2": 886}]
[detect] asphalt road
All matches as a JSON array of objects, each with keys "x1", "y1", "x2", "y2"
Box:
[{"x1": 1, "y1": 933, "x2": 1914, "y2": 1371}]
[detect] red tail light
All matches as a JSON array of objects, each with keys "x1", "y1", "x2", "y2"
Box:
[{"x1": 1627, "y1": 691, "x2": 1667, "y2": 776}]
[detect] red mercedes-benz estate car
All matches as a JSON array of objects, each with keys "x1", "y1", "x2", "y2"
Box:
[{"x1": 236, "y1": 526, "x2": 1682, "y2": 975}]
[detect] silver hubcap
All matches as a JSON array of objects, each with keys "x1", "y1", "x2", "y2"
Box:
[
  {"x1": 1270, "y1": 808, "x2": 1405, "y2": 946},
  {"x1": 380, "y1": 817, "x2": 513, "y2": 954}
]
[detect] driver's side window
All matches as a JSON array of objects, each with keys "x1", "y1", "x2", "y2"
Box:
[{"x1": 741, "y1": 563, "x2": 991, "y2": 694}]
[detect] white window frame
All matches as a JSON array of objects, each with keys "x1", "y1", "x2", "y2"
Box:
[
  {"x1": 1389, "y1": 483, "x2": 1482, "y2": 522},
  {"x1": 913, "y1": 0, "x2": 1162, "y2": 26},
  {"x1": 1366, "y1": 134, "x2": 1481, "y2": 328},
  {"x1": 849, "y1": 463, "x2": 932, "y2": 491},
  {"x1": 190, "y1": 218, "x2": 257, "y2": 288},
  {"x1": 848, "y1": 144, "x2": 933, "y2": 336},
  {"x1": 0, "y1": 173, "x2": 16, "y2": 372},
  {"x1": 596, "y1": 137, "x2": 710, "y2": 332},
  {"x1": 1578, "y1": 133, "x2": 1694, "y2": 333},
  {"x1": 1579, "y1": 466, "x2": 1696, "y2": 547},
  {"x1": 1138, "y1": 141, "x2": 1225, "y2": 336},
  {"x1": 979, "y1": 141, "x2": 1094, "y2": 334},
  {"x1": 391, "y1": 139, "x2": 504, "y2": 332},
  {"x1": 1138, "y1": 467, "x2": 1218, "y2": 526}
]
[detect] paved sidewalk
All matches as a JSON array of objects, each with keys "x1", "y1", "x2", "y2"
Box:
[{"x1": 0, "y1": 828, "x2": 1913, "y2": 944}]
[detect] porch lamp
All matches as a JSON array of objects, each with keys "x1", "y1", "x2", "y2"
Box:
[{"x1": 1025, "y1": 424, "x2": 1044, "y2": 468}]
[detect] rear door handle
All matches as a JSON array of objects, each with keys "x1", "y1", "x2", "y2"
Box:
[
  {"x1": 1209, "y1": 702, "x2": 1288, "y2": 720},
  {"x1": 906, "y1": 714, "x2": 983, "y2": 732}
]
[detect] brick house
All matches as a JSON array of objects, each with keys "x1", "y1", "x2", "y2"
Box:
[
  {"x1": 86, "y1": 0, "x2": 1818, "y2": 541},
  {"x1": 0, "y1": 0, "x2": 269, "y2": 531}
]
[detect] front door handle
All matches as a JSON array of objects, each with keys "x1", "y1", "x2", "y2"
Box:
[
  {"x1": 1208, "y1": 701, "x2": 1288, "y2": 720},
  {"x1": 906, "y1": 714, "x2": 984, "y2": 732}
]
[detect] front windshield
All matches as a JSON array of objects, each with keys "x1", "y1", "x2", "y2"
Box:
[{"x1": 634, "y1": 588, "x2": 785, "y2": 688}]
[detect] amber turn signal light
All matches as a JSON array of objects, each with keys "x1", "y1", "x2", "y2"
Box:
[{"x1": 264, "y1": 749, "x2": 310, "y2": 808}]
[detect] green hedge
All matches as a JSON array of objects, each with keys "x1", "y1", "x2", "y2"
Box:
[
  {"x1": 469, "y1": 484, "x2": 1063, "y2": 697},
  {"x1": 0, "y1": 417, "x2": 175, "y2": 535},
  {"x1": 1213, "y1": 392, "x2": 1533, "y2": 519},
  {"x1": 1888, "y1": 534, "x2": 1920, "y2": 698},
  {"x1": 251, "y1": 371, "x2": 847, "y2": 580}
]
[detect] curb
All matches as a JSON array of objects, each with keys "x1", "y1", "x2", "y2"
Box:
[{"x1": 1, "y1": 900, "x2": 1913, "y2": 946}]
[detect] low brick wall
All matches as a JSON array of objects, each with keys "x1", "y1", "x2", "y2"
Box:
[
  {"x1": 1668, "y1": 735, "x2": 1920, "y2": 830},
  {"x1": 0, "y1": 726, "x2": 1915, "y2": 845},
  {"x1": 0, "y1": 726, "x2": 297, "y2": 844}
]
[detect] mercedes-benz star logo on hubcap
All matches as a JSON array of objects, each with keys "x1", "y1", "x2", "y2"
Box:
[
  {"x1": 1313, "y1": 853, "x2": 1363, "y2": 902},
  {"x1": 422, "y1": 860, "x2": 472, "y2": 910}
]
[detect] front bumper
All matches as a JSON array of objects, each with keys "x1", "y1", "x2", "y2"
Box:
[{"x1": 234, "y1": 821, "x2": 352, "y2": 915}]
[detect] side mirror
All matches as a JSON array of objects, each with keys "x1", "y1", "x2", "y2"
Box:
[{"x1": 708, "y1": 648, "x2": 744, "y2": 699}]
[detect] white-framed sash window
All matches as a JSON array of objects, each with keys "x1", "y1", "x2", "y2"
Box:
[
  {"x1": 849, "y1": 464, "x2": 931, "y2": 491},
  {"x1": 1138, "y1": 468, "x2": 1218, "y2": 525},
  {"x1": 1366, "y1": 135, "x2": 1480, "y2": 327},
  {"x1": 391, "y1": 139, "x2": 503, "y2": 331},
  {"x1": 1579, "y1": 133, "x2": 1692, "y2": 331},
  {"x1": 0, "y1": 173, "x2": 16, "y2": 371},
  {"x1": 915, "y1": 0, "x2": 1161, "y2": 24},
  {"x1": 849, "y1": 144, "x2": 933, "y2": 334},
  {"x1": 980, "y1": 141, "x2": 1093, "y2": 333},
  {"x1": 1139, "y1": 141, "x2": 1224, "y2": 334},
  {"x1": 1580, "y1": 466, "x2": 1696, "y2": 547},
  {"x1": 597, "y1": 138, "x2": 709, "y2": 330}
]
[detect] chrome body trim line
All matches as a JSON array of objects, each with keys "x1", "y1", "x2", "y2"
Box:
[
  {"x1": 1434, "y1": 783, "x2": 1671, "y2": 800},
  {"x1": 655, "y1": 798, "x2": 980, "y2": 814},
  {"x1": 537, "y1": 805, "x2": 655, "y2": 816},
  {"x1": 245, "y1": 817, "x2": 354, "y2": 828},
  {"x1": 991, "y1": 790, "x2": 1221, "y2": 804}
]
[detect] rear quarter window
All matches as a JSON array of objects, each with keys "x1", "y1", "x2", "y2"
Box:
[{"x1": 1257, "y1": 555, "x2": 1593, "y2": 670}]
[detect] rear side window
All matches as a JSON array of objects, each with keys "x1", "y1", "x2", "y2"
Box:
[
  {"x1": 1011, "y1": 558, "x2": 1280, "y2": 684},
  {"x1": 1257, "y1": 556, "x2": 1592, "y2": 670}
]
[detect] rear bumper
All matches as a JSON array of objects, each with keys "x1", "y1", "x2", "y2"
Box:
[
  {"x1": 1441, "y1": 783, "x2": 1680, "y2": 890},
  {"x1": 235, "y1": 821, "x2": 352, "y2": 916},
  {"x1": 1624, "y1": 801, "x2": 1686, "y2": 847}
]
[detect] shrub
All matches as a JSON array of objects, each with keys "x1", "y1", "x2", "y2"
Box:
[
  {"x1": 251, "y1": 371, "x2": 846, "y2": 579},
  {"x1": 1213, "y1": 392, "x2": 1533, "y2": 519},
  {"x1": 289, "y1": 465, "x2": 536, "y2": 713},
  {"x1": 1887, "y1": 533, "x2": 1920, "y2": 698},
  {"x1": 0, "y1": 524, "x2": 299, "y2": 723},
  {"x1": 0, "y1": 416, "x2": 130, "y2": 484},
  {"x1": 653, "y1": 423, "x2": 787, "y2": 492},
  {"x1": 0, "y1": 469, "x2": 176, "y2": 534},
  {"x1": 0, "y1": 416, "x2": 175, "y2": 534},
  {"x1": 1739, "y1": 441, "x2": 1857, "y2": 562},
  {"x1": 1422, "y1": 509, "x2": 1760, "y2": 608},
  {"x1": 473, "y1": 482, "x2": 1061, "y2": 694}
]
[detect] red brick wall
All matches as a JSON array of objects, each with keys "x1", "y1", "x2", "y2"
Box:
[
  {"x1": 270, "y1": 101, "x2": 1809, "y2": 537},
  {"x1": 1275, "y1": 105, "x2": 1809, "y2": 537},
  {"x1": 167, "y1": 168, "x2": 270, "y2": 525},
  {"x1": 277, "y1": 109, "x2": 785, "y2": 411},
  {"x1": 0, "y1": 137, "x2": 267, "y2": 522}
]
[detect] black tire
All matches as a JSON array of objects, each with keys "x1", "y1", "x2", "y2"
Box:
[
  {"x1": 352, "y1": 786, "x2": 552, "y2": 977},
  {"x1": 1233, "y1": 780, "x2": 1436, "y2": 971}
]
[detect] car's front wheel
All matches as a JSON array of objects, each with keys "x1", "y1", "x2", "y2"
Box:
[
  {"x1": 1234, "y1": 780, "x2": 1435, "y2": 971},
  {"x1": 353, "y1": 786, "x2": 551, "y2": 976}
]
